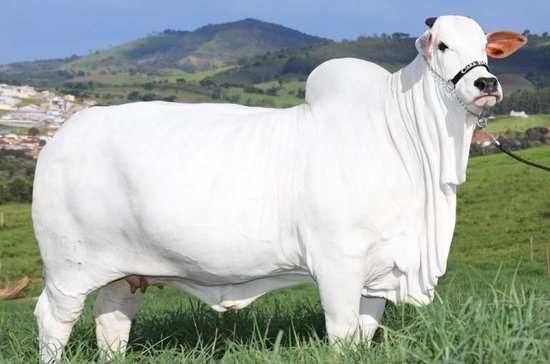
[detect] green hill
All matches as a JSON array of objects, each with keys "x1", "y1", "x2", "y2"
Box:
[
  {"x1": 488, "y1": 114, "x2": 550, "y2": 132},
  {"x1": 0, "y1": 20, "x2": 328, "y2": 89},
  {"x1": 208, "y1": 35, "x2": 550, "y2": 88},
  {"x1": 61, "y1": 19, "x2": 329, "y2": 75}
]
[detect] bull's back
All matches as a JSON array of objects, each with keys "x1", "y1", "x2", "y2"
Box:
[{"x1": 33, "y1": 101, "x2": 308, "y2": 282}]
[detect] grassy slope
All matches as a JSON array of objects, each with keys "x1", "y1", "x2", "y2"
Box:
[
  {"x1": 1, "y1": 147, "x2": 549, "y2": 362},
  {"x1": 488, "y1": 114, "x2": 550, "y2": 132},
  {"x1": 448, "y1": 147, "x2": 550, "y2": 288},
  {"x1": 0, "y1": 203, "x2": 41, "y2": 296}
]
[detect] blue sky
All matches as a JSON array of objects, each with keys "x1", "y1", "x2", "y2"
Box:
[{"x1": 1, "y1": 0, "x2": 547, "y2": 64}]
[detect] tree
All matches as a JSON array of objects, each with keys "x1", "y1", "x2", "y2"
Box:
[
  {"x1": 28, "y1": 127, "x2": 40, "y2": 136},
  {"x1": 211, "y1": 89, "x2": 222, "y2": 99},
  {"x1": 0, "y1": 183, "x2": 9, "y2": 204},
  {"x1": 392, "y1": 32, "x2": 410, "y2": 40},
  {"x1": 127, "y1": 91, "x2": 140, "y2": 100},
  {"x1": 140, "y1": 93, "x2": 157, "y2": 101},
  {"x1": 7, "y1": 177, "x2": 32, "y2": 203},
  {"x1": 162, "y1": 95, "x2": 177, "y2": 102}
]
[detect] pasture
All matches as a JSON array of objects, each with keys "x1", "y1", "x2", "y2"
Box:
[
  {"x1": 1, "y1": 147, "x2": 550, "y2": 363},
  {"x1": 488, "y1": 114, "x2": 550, "y2": 133}
]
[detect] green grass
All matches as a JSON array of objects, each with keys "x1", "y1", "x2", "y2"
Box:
[
  {"x1": 1, "y1": 147, "x2": 550, "y2": 362},
  {"x1": 0, "y1": 203, "x2": 42, "y2": 297},
  {"x1": 488, "y1": 114, "x2": 550, "y2": 133},
  {"x1": 1, "y1": 279, "x2": 549, "y2": 362},
  {"x1": 17, "y1": 98, "x2": 43, "y2": 108},
  {"x1": 451, "y1": 147, "x2": 550, "y2": 273}
]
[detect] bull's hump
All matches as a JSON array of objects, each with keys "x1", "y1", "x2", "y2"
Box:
[{"x1": 305, "y1": 58, "x2": 390, "y2": 106}]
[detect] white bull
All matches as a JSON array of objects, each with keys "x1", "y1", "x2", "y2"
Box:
[{"x1": 33, "y1": 15, "x2": 526, "y2": 361}]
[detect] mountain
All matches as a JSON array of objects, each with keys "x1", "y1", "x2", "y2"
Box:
[
  {"x1": 3, "y1": 18, "x2": 324, "y2": 81},
  {"x1": 60, "y1": 19, "x2": 329, "y2": 75}
]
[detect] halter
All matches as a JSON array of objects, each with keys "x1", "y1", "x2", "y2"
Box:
[
  {"x1": 422, "y1": 56, "x2": 489, "y2": 121},
  {"x1": 449, "y1": 60, "x2": 490, "y2": 87}
]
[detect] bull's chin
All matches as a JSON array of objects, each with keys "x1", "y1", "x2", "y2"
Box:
[{"x1": 473, "y1": 95, "x2": 499, "y2": 108}]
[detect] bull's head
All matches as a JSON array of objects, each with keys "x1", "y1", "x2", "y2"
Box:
[{"x1": 416, "y1": 15, "x2": 527, "y2": 110}]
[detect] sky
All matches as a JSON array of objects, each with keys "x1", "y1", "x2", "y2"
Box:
[{"x1": 1, "y1": 0, "x2": 547, "y2": 65}]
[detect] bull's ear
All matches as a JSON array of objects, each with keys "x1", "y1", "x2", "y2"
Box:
[
  {"x1": 416, "y1": 30, "x2": 433, "y2": 61},
  {"x1": 486, "y1": 31, "x2": 528, "y2": 58}
]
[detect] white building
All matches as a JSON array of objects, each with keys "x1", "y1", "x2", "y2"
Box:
[{"x1": 510, "y1": 110, "x2": 528, "y2": 118}]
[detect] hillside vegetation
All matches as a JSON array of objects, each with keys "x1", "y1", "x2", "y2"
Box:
[
  {"x1": 488, "y1": 114, "x2": 550, "y2": 132},
  {"x1": 0, "y1": 19, "x2": 328, "y2": 81},
  {"x1": 2, "y1": 21, "x2": 550, "y2": 119}
]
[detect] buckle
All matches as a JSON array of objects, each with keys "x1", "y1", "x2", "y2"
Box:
[{"x1": 446, "y1": 80, "x2": 455, "y2": 91}]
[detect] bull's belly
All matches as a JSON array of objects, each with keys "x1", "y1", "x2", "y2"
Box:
[
  {"x1": 137, "y1": 272, "x2": 314, "y2": 312},
  {"x1": 116, "y1": 217, "x2": 305, "y2": 283}
]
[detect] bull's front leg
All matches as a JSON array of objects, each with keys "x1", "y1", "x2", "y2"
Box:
[{"x1": 314, "y1": 254, "x2": 366, "y2": 349}]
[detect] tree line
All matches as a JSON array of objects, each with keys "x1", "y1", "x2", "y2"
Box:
[
  {"x1": 492, "y1": 88, "x2": 550, "y2": 115},
  {"x1": 0, "y1": 150, "x2": 35, "y2": 203}
]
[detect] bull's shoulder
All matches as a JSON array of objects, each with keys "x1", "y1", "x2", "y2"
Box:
[{"x1": 305, "y1": 58, "x2": 390, "y2": 106}]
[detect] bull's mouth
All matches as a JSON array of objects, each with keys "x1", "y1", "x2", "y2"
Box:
[{"x1": 473, "y1": 93, "x2": 501, "y2": 108}]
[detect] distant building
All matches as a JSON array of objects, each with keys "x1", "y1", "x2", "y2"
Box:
[
  {"x1": 0, "y1": 103, "x2": 16, "y2": 111},
  {"x1": 510, "y1": 110, "x2": 528, "y2": 118}
]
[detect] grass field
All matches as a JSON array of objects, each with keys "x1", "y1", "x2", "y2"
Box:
[
  {"x1": 1, "y1": 147, "x2": 549, "y2": 362},
  {"x1": 488, "y1": 114, "x2": 550, "y2": 133}
]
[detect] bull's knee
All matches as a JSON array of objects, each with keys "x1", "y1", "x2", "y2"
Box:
[{"x1": 93, "y1": 279, "x2": 143, "y2": 359}]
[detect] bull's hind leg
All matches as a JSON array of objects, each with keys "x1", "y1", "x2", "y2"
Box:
[
  {"x1": 34, "y1": 285, "x2": 88, "y2": 363},
  {"x1": 359, "y1": 296, "x2": 386, "y2": 345},
  {"x1": 92, "y1": 279, "x2": 143, "y2": 359}
]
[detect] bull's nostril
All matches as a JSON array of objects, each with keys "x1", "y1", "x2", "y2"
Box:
[
  {"x1": 474, "y1": 77, "x2": 498, "y2": 93},
  {"x1": 474, "y1": 78, "x2": 487, "y2": 91},
  {"x1": 487, "y1": 77, "x2": 498, "y2": 90}
]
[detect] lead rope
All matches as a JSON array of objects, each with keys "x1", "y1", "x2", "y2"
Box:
[
  {"x1": 478, "y1": 124, "x2": 550, "y2": 172},
  {"x1": 424, "y1": 56, "x2": 550, "y2": 172}
]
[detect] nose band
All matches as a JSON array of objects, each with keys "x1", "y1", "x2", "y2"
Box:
[{"x1": 450, "y1": 61, "x2": 490, "y2": 86}]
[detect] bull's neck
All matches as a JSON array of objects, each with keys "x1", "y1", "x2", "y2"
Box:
[
  {"x1": 382, "y1": 55, "x2": 479, "y2": 298},
  {"x1": 389, "y1": 55, "x2": 477, "y2": 191}
]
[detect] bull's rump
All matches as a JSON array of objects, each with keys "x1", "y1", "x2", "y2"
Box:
[{"x1": 33, "y1": 101, "x2": 308, "y2": 285}]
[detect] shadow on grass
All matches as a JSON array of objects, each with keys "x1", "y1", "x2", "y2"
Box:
[
  {"x1": 65, "y1": 286, "x2": 421, "y2": 360},
  {"x1": 127, "y1": 296, "x2": 326, "y2": 358}
]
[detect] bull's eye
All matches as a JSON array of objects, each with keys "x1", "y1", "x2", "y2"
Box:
[{"x1": 438, "y1": 42, "x2": 449, "y2": 51}]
